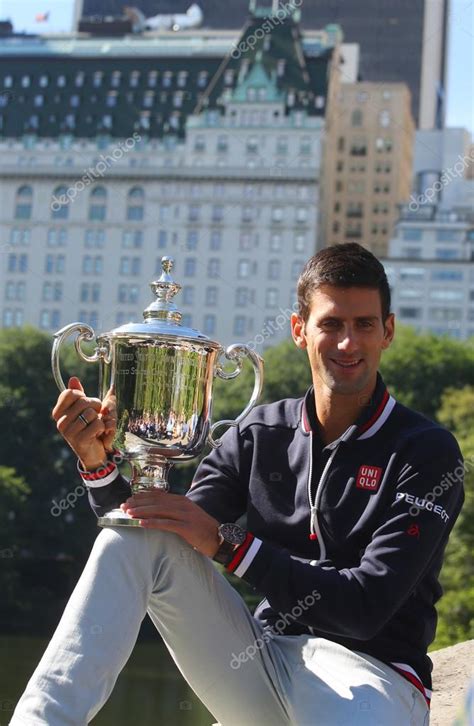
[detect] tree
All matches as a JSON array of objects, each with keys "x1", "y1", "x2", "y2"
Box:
[
  {"x1": 430, "y1": 386, "x2": 474, "y2": 649},
  {"x1": 379, "y1": 326, "x2": 474, "y2": 420}
]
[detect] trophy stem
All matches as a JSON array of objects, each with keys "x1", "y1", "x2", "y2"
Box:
[{"x1": 97, "y1": 455, "x2": 173, "y2": 528}]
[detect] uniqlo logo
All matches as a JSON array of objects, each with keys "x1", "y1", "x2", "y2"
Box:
[{"x1": 356, "y1": 465, "x2": 383, "y2": 492}]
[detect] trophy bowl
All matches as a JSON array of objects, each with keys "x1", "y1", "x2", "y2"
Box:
[{"x1": 51, "y1": 256, "x2": 264, "y2": 528}]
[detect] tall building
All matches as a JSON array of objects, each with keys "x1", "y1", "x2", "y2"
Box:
[
  {"x1": 0, "y1": 7, "x2": 336, "y2": 348},
  {"x1": 82, "y1": 0, "x2": 450, "y2": 127},
  {"x1": 320, "y1": 82, "x2": 415, "y2": 257},
  {"x1": 0, "y1": 18, "x2": 339, "y2": 139},
  {"x1": 384, "y1": 202, "x2": 474, "y2": 340}
]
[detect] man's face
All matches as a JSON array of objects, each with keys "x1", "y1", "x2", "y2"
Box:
[{"x1": 291, "y1": 284, "x2": 395, "y2": 396}]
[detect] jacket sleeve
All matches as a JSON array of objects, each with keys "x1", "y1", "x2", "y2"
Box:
[
  {"x1": 185, "y1": 423, "x2": 250, "y2": 523},
  {"x1": 226, "y1": 429, "x2": 464, "y2": 640},
  {"x1": 78, "y1": 456, "x2": 132, "y2": 519}
]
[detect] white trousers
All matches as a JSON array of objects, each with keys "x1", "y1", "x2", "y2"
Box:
[{"x1": 11, "y1": 526, "x2": 430, "y2": 725}]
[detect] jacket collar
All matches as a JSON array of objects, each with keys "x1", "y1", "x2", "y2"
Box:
[{"x1": 300, "y1": 372, "x2": 396, "y2": 444}]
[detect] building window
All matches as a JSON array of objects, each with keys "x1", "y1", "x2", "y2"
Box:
[
  {"x1": 210, "y1": 231, "x2": 222, "y2": 250},
  {"x1": 242, "y1": 206, "x2": 254, "y2": 224},
  {"x1": 126, "y1": 186, "x2": 144, "y2": 221},
  {"x1": 238, "y1": 260, "x2": 251, "y2": 279},
  {"x1": 45, "y1": 254, "x2": 65, "y2": 274},
  {"x1": 276, "y1": 137, "x2": 288, "y2": 154},
  {"x1": 203, "y1": 314, "x2": 216, "y2": 335},
  {"x1": 294, "y1": 235, "x2": 305, "y2": 252},
  {"x1": 117, "y1": 284, "x2": 139, "y2": 304},
  {"x1": 379, "y1": 110, "x2": 391, "y2": 127},
  {"x1": 431, "y1": 270, "x2": 463, "y2": 282},
  {"x1": 7, "y1": 254, "x2": 28, "y2": 273},
  {"x1": 270, "y1": 234, "x2": 281, "y2": 252},
  {"x1": 295, "y1": 207, "x2": 308, "y2": 224},
  {"x1": 436, "y1": 249, "x2": 460, "y2": 260},
  {"x1": 119, "y1": 256, "x2": 140, "y2": 276},
  {"x1": 89, "y1": 186, "x2": 107, "y2": 221},
  {"x1": 351, "y1": 109, "x2": 363, "y2": 127},
  {"x1": 158, "y1": 230, "x2": 167, "y2": 248},
  {"x1": 399, "y1": 307, "x2": 421, "y2": 319},
  {"x1": 184, "y1": 258, "x2": 196, "y2": 277},
  {"x1": 10, "y1": 228, "x2": 31, "y2": 246},
  {"x1": 211, "y1": 205, "x2": 224, "y2": 223},
  {"x1": 436, "y1": 229, "x2": 459, "y2": 242},
  {"x1": 188, "y1": 205, "x2": 200, "y2": 222},
  {"x1": 85, "y1": 229, "x2": 105, "y2": 248},
  {"x1": 82, "y1": 255, "x2": 102, "y2": 275},
  {"x1": 266, "y1": 288, "x2": 278, "y2": 307},
  {"x1": 268, "y1": 260, "x2": 281, "y2": 280},
  {"x1": 233, "y1": 316, "x2": 246, "y2": 336},
  {"x1": 272, "y1": 207, "x2": 283, "y2": 224},
  {"x1": 206, "y1": 286, "x2": 218, "y2": 305},
  {"x1": 47, "y1": 228, "x2": 67, "y2": 247},
  {"x1": 122, "y1": 230, "x2": 143, "y2": 249},
  {"x1": 208, "y1": 258, "x2": 220, "y2": 278},
  {"x1": 182, "y1": 286, "x2": 194, "y2": 305},
  {"x1": 81, "y1": 282, "x2": 101, "y2": 303},
  {"x1": 216, "y1": 135, "x2": 228, "y2": 153},
  {"x1": 51, "y1": 186, "x2": 69, "y2": 219},
  {"x1": 186, "y1": 231, "x2": 198, "y2": 250},
  {"x1": 14, "y1": 185, "x2": 33, "y2": 220},
  {"x1": 5, "y1": 281, "x2": 25, "y2": 301},
  {"x1": 42, "y1": 281, "x2": 63, "y2": 302},
  {"x1": 350, "y1": 138, "x2": 367, "y2": 156},
  {"x1": 236, "y1": 287, "x2": 249, "y2": 307},
  {"x1": 194, "y1": 136, "x2": 205, "y2": 153}
]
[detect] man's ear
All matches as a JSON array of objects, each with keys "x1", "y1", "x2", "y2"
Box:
[
  {"x1": 381, "y1": 313, "x2": 395, "y2": 350},
  {"x1": 291, "y1": 313, "x2": 307, "y2": 349}
]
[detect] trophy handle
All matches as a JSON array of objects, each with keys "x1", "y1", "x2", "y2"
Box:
[
  {"x1": 208, "y1": 344, "x2": 264, "y2": 449},
  {"x1": 51, "y1": 322, "x2": 110, "y2": 392}
]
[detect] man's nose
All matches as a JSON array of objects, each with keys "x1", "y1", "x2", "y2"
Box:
[{"x1": 337, "y1": 328, "x2": 358, "y2": 351}]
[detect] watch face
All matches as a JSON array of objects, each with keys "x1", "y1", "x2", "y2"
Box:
[{"x1": 220, "y1": 523, "x2": 246, "y2": 546}]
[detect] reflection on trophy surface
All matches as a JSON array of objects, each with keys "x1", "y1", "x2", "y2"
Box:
[{"x1": 51, "y1": 256, "x2": 264, "y2": 528}]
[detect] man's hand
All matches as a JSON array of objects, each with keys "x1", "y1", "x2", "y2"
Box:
[
  {"x1": 120, "y1": 490, "x2": 221, "y2": 558},
  {"x1": 52, "y1": 377, "x2": 116, "y2": 471}
]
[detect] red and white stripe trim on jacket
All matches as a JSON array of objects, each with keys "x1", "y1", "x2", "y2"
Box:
[
  {"x1": 77, "y1": 459, "x2": 120, "y2": 488},
  {"x1": 390, "y1": 662, "x2": 432, "y2": 708},
  {"x1": 225, "y1": 532, "x2": 262, "y2": 577}
]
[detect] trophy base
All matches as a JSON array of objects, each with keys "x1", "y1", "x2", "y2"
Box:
[{"x1": 97, "y1": 508, "x2": 144, "y2": 528}]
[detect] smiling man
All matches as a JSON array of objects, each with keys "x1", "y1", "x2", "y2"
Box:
[{"x1": 12, "y1": 243, "x2": 464, "y2": 726}]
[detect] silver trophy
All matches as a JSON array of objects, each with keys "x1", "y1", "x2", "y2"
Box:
[{"x1": 51, "y1": 256, "x2": 264, "y2": 527}]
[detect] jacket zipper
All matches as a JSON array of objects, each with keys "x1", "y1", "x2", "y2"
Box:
[{"x1": 308, "y1": 426, "x2": 358, "y2": 555}]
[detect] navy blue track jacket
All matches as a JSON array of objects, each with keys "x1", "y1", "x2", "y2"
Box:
[{"x1": 81, "y1": 373, "x2": 464, "y2": 704}]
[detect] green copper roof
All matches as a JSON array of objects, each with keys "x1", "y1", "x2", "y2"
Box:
[{"x1": 231, "y1": 57, "x2": 284, "y2": 102}]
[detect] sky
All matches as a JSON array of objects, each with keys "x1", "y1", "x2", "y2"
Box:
[{"x1": 0, "y1": 0, "x2": 472, "y2": 135}]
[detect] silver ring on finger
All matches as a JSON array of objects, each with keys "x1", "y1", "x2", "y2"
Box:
[{"x1": 77, "y1": 413, "x2": 89, "y2": 427}]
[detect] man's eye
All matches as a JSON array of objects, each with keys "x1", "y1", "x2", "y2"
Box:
[
  {"x1": 358, "y1": 321, "x2": 374, "y2": 328},
  {"x1": 322, "y1": 321, "x2": 339, "y2": 329}
]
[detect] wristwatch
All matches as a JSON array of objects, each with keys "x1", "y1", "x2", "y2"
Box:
[{"x1": 213, "y1": 523, "x2": 247, "y2": 566}]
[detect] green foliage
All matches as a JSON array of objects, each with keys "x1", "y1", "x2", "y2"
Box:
[
  {"x1": 430, "y1": 386, "x2": 474, "y2": 650},
  {"x1": 0, "y1": 325, "x2": 473, "y2": 645},
  {"x1": 379, "y1": 325, "x2": 474, "y2": 420},
  {"x1": 212, "y1": 339, "x2": 312, "y2": 422}
]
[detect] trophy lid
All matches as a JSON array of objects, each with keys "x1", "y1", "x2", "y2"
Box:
[{"x1": 102, "y1": 256, "x2": 221, "y2": 348}]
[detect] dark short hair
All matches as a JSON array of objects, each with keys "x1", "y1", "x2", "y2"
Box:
[{"x1": 297, "y1": 243, "x2": 391, "y2": 322}]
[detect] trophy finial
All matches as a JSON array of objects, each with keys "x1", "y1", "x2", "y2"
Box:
[
  {"x1": 161, "y1": 256, "x2": 174, "y2": 274},
  {"x1": 144, "y1": 256, "x2": 182, "y2": 323}
]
